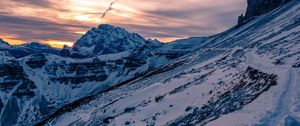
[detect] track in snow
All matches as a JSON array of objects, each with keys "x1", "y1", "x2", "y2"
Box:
[
  {"x1": 258, "y1": 69, "x2": 299, "y2": 126},
  {"x1": 245, "y1": 49, "x2": 300, "y2": 126}
]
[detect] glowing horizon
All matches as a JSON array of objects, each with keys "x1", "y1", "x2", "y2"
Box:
[{"x1": 0, "y1": 0, "x2": 246, "y2": 48}]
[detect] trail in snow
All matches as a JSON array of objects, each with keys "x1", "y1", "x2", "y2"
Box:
[
  {"x1": 258, "y1": 69, "x2": 298, "y2": 126},
  {"x1": 294, "y1": 70, "x2": 300, "y2": 114},
  {"x1": 245, "y1": 49, "x2": 300, "y2": 126},
  {"x1": 284, "y1": 116, "x2": 300, "y2": 126},
  {"x1": 289, "y1": 69, "x2": 300, "y2": 126}
]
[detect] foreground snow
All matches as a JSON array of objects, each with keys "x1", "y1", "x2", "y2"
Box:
[{"x1": 42, "y1": 1, "x2": 300, "y2": 126}]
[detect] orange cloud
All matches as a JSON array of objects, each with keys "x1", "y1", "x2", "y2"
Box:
[
  {"x1": 2, "y1": 38, "x2": 74, "y2": 49},
  {"x1": 2, "y1": 38, "x2": 26, "y2": 45},
  {"x1": 0, "y1": 0, "x2": 246, "y2": 45},
  {"x1": 46, "y1": 40, "x2": 74, "y2": 48},
  {"x1": 155, "y1": 37, "x2": 183, "y2": 43}
]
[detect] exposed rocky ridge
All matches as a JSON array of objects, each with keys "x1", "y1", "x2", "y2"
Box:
[
  {"x1": 0, "y1": 61, "x2": 41, "y2": 126},
  {"x1": 238, "y1": 0, "x2": 291, "y2": 26}
]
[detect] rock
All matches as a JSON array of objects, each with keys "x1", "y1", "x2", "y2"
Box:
[
  {"x1": 0, "y1": 97, "x2": 20, "y2": 126},
  {"x1": 25, "y1": 53, "x2": 48, "y2": 69},
  {"x1": 237, "y1": 0, "x2": 291, "y2": 26},
  {"x1": 12, "y1": 79, "x2": 36, "y2": 98},
  {"x1": 0, "y1": 39, "x2": 9, "y2": 46},
  {"x1": 124, "y1": 107, "x2": 135, "y2": 113}
]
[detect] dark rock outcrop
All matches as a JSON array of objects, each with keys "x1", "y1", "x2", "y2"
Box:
[
  {"x1": 46, "y1": 61, "x2": 108, "y2": 84},
  {"x1": 0, "y1": 39, "x2": 9, "y2": 46},
  {"x1": 25, "y1": 53, "x2": 48, "y2": 69},
  {"x1": 237, "y1": 0, "x2": 291, "y2": 26}
]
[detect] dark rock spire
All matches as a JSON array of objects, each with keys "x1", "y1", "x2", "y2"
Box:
[{"x1": 237, "y1": 0, "x2": 292, "y2": 27}]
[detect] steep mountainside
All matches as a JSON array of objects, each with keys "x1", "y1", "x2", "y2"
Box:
[
  {"x1": 157, "y1": 37, "x2": 212, "y2": 59},
  {"x1": 0, "y1": 24, "x2": 202, "y2": 125},
  {"x1": 40, "y1": 1, "x2": 300, "y2": 126}
]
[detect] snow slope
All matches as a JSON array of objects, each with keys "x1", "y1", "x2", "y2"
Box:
[
  {"x1": 0, "y1": 23, "x2": 205, "y2": 126},
  {"x1": 41, "y1": 1, "x2": 300, "y2": 126},
  {"x1": 0, "y1": 42, "x2": 168, "y2": 126}
]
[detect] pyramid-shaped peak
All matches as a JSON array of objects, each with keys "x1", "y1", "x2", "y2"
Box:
[{"x1": 73, "y1": 24, "x2": 156, "y2": 57}]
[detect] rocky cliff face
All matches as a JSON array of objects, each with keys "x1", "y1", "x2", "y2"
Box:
[
  {"x1": 72, "y1": 24, "x2": 152, "y2": 57},
  {"x1": 238, "y1": 0, "x2": 291, "y2": 26},
  {"x1": 0, "y1": 23, "x2": 205, "y2": 125}
]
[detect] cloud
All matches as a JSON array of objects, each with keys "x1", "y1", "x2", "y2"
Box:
[
  {"x1": 104, "y1": 0, "x2": 246, "y2": 40},
  {"x1": 108, "y1": 0, "x2": 246, "y2": 40},
  {"x1": 10, "y1": 0, "x2": 53, "y2": 7},
  {"x1": 0, "y1": 14, "x2": 89, "y2": 41},
  {"x1": 0, "y1": 0, "x2": 247, "y2": 43}
]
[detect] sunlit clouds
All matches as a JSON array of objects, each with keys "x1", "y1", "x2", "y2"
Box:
[
  {"x1": 0, "y1": 0, "x2": 246, "y2": 48},
  {"x1": 46, "y1": 40, "x2": 74, "y2": 48}
]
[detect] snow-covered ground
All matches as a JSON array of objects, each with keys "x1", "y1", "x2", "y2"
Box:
[
  {"x1": 42, "y1": 1, "x2": 300, "y2": 126},
  {"x1": 207, "y1": 49, "x2": 300, "y2": 126},
  {"x1": 0, "y1": 1, "x2": 299, "y2": 126}
]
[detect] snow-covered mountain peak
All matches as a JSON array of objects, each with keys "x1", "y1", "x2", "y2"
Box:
[
  {"x1": 73, "y1": 24, "x2": 153, "y2": 57},
  {"x1": 96, "y1": 24, "x2": 126, "y2": 34}
]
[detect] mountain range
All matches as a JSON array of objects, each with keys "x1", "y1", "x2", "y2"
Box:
[{"x1": 0, "y1": 0, "x2": 299, "y2": 126}]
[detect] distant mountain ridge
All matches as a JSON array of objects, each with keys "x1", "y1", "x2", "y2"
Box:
[{"x1": 0, "y1": 22, "x2": 205, "y2": 126}]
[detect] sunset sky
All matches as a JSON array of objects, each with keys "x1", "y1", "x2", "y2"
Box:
[{"x1": 0, "y1": 0, "x2": 246, "y2": 48}]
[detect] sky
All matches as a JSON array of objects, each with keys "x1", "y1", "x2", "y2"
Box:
[{"x1": 0, "y1": 0, "x2": 246, "y2": 48}]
